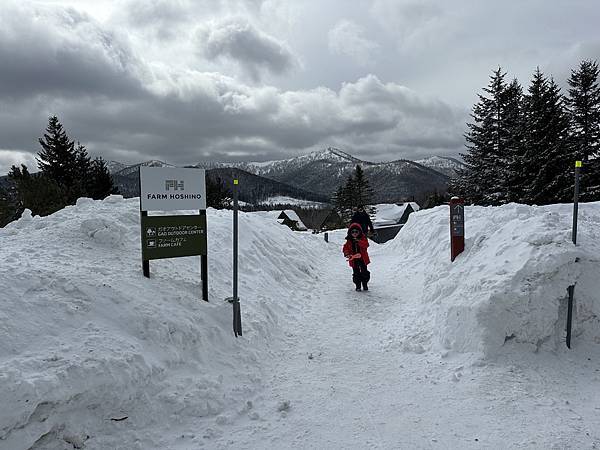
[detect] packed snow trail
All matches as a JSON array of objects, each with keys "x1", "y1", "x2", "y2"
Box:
[{"x1": 202, "y1": 239, "x2": 600, "y2": 450}]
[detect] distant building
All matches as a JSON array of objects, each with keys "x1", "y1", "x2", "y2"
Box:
[
  {"x1": 277, "y1": 210, "x2": 308, "y2": 231},
  {"x1": 371, "y1": 202, "x2": 420, "y2": 244},
  {"x1": 295, "y1": 208, "x2": 343, "y2": 232}
]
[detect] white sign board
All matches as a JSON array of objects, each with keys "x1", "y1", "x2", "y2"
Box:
[{"x1": 140, "y1": 167, "x2": 206, "y2": 211}]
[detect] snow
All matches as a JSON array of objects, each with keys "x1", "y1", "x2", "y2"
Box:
[
  {"x1": 258, "y1": 196, "x2": 325, "y2": 208},
  {"x1": 415, "y1": 155, "x2": 462, "y2": 169},
  {"x1": 386, "y1": 202, "x2": 600, "y2": 358},
  {"x1": 1, "y1": 197, "x2": 599, "y2": 449},
  {"x1": 0, "y1": 196, "x2": 322, "y2": 449}
]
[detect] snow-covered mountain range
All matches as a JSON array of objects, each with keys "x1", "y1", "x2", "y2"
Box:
[{"x1": 108, "y1": 148, "x2": 463, "y2": 203}]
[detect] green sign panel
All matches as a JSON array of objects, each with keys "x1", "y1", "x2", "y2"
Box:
[{"x1": 141, "y1": 214, "x2": 207, "y2": 260}]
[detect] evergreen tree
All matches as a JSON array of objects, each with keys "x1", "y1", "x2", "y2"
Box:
[
  {"x1": 352, "y1": 165, "x2": 376, "y2": 215},
  {"x1": 37, "y1": 116, "x2": 78, "y2": 189},
  {"x1": 9, "y1": 164, "x2": 68, "y2": 217},
  {"x1": 566, "y1": 60, "x2": 600, "y2": 161},
  {"x1": 73, "y1": 142, "x2": 92, "y2": 199},
  {"x1": 332, "y1": 165, "x2": 376, "y2": 222},
  {"x1": 206, "y1": 176, "x2": 231, "y2": 209},
  {"x1": 86, "y1": 157, "x2": 116, "y2": 200},
  {"x1": 565, "y1": 60, "x2": 600, "y2": 200},
  {"x1": 333, "y1": 176, "x2": 354, "y2": 222},
  {"x1": 0, "y1": 183, "x2": 18, "y2": 227},
  {"x1": 458, "y1": 68, "x2": 513, "y2": 205},
  {"x1": 521, "y1": 69, "x2": 571, "y2": 204},
  {"x1": 331, "y1": 184, "x2": 344, "y2": 212},
  {"x1": 502, "y1": 78, "x2": 526, "y2": 203},
  {"x1": 422, "y1": 191, "x2": 449, "y2": 209},
  {"x1": 36, "y1": 116, "x2": 115, "y2": 203}
]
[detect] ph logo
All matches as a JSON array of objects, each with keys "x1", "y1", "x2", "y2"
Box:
[{"x1": 165, "y1": 180, "x2": 184, "y2": 190}]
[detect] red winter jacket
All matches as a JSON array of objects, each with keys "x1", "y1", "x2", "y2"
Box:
[{"x1": 342, "y1": 223, "x2": 370, "y2": 267}]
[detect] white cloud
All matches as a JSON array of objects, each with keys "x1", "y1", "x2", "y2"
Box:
[
  {"x1": 369, "y1": 0, "x2": 444, "y2": 49},
  {"x1": 328, "y1": 20, "x2": 379, "y2": 66},
  {"x1": 195, "y1": 18, "x2": 297, "y2": 81},
  {"x1": 0, "y1": 150, "x2": 37, "y2": 175}
]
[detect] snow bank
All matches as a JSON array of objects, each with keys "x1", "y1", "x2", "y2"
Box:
[
  {"x1": 0, "y1": 196, "x2": 324, "y2": 449},
  {"x1": 258, "y1": 196, "x2": 325, "y2": 207},
  {"x1": 386, "y1": 202, "x2": 600, "y2": 358}
]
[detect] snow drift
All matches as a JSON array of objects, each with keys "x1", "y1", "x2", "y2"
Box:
[
  {"x1": 0, "y1": 196, "x2": 323, "y2": 449},
  {"x1": 386, "y1": 202, "x2": 600, "y2": 358},
  {"x1": 2, "y1": 195, "x2": 600, "y2": 448}
]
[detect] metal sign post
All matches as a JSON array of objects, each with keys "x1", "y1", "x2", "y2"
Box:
[
  {"x1": 449, "y1": 197, "x2": 465, "y2": 261},
  {"x1": 572, "y1": 161, "x2": 581, "y2": 245},
  {"x1": 566, "y1": 160, "x2": 582, "y2": 348},
  {"x1": 232, "y1": 179, "x2": 242, "y2": 337}
]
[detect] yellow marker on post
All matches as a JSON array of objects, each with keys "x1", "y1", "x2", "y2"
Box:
[
  {"x1": 234, "y1": 179, "x2": 239, "y2": 185},
  {"x1": 575, "y1": 161, "x2": 582, "y2": 168}
]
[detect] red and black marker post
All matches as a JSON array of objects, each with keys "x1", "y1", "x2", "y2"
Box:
[{"x1": 449, "y1": 197, "x2": 465, "y2": 262}]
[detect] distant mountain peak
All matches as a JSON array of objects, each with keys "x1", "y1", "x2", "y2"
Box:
[
  {"x1": 310, "y1": 147, "x2": 366, "y2": 164},
  {"x1": 113, "y1": 159, "x2": 175, "y2": 177}
]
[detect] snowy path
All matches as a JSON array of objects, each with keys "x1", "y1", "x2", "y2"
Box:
[{"x1": 203, "y1": 242, "x2": 600, "y2": 450}]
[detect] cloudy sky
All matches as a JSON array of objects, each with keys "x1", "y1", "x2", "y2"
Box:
[{"x1": 0, "y1": 0, "x2": 598, "y2": 174}]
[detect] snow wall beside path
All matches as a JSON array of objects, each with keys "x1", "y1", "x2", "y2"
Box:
[
  {"x1": 386, "y1": 202, "x2": 600, "y2": 359},
  {"x1": 0, "y1": 196, "x2": 324, "y2": 450}
]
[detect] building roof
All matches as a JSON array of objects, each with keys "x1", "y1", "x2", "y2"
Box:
[
  {"x1": 277, "y1": 210, "x2": 307, "y2": 230},
  {"x1": 372, "y1": 203, "x2": 419, "y2": 226}
]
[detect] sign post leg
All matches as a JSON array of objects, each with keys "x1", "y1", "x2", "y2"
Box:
[
  {"x1": 566, "y1": 285, "x2": 575, "y2": 348},
  {"x1": 200, "y1": 210, "x2": 208, "y2": 302},
  {"x1": 141, "y1": 210, "x2": 150, "y2": 278},
  {"x1": 201, "y1": 255, "x2": 208, "y2": 301}
]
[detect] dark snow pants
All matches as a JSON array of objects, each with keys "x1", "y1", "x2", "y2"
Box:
[{"x1": 352, "y1": 259, "x2": 370, "y2": 288}]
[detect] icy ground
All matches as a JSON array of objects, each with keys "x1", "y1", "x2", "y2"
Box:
[{"x1": 1, "y1": 197, "x2": 599, "y2": 449}]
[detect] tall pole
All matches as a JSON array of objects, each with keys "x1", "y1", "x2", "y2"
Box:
[
  {"x1": 572, "y1": 161, "x2": 581, "y2": 245},
  {"x1": 232, "y1": 179, "x2": 242, "y2": 337},
  {"x1": 566, "y1": 160, "x2": 581, "y2": 349}
]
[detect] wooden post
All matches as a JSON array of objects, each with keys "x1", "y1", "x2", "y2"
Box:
[{"x1": 449, "y1": 197, "x2": 465, "y2": 262}]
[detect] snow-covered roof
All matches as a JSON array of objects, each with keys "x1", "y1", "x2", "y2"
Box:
[
  {"x1": 373, "y1": 203, "x2": 418, "y2": 226},
  {"x1": 279, "y1": 210, "x2": 307, "y2": 230}
]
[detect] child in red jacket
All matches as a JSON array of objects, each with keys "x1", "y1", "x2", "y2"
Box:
[{"x1": 343, "y1": 223, "x2": 371, "y2": 291}]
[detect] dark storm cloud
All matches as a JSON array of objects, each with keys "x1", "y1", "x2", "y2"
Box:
[
  {"x1": 196, "y1": 18, "x2": 297, "y2": 81},
  {"x1": 0, "y1": 2, "x2": 146, "y2": 100},
  {"x1": 0, "y1": 0, "x2": 470, "y2": 174}
]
